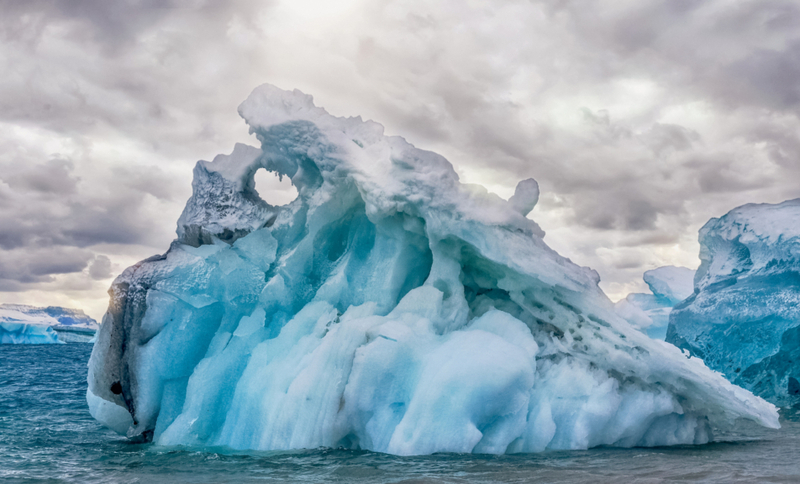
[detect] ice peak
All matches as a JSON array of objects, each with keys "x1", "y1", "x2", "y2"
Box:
[{"x1": 509, "y1": 178, "x2": 540, "y2": 217}]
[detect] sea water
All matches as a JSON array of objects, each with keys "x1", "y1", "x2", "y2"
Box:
[{"x1": 1, "y1": 344, "x2": 799, "y2": 483}]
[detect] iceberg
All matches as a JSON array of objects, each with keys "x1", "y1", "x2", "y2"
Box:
[
  {"x1": 0, "y1": 321, "x2": 60, "y2": 344},
  {"x1": 615, "y1": 266, "x2": 696, "y2": 339},
  {"x1": 0, "y1": 304, "x2": 98, "y2": 344},
  {"x1": 667, "y1": 199, "x2": 800, "y2": 406},
  {"x1": 88, "y1": 85, "x2": 777, "y2": 453}
]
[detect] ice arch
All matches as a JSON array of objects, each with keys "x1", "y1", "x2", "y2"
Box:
[{"x1": 253, "y1": 168, "x2": 298, "y2": 207}]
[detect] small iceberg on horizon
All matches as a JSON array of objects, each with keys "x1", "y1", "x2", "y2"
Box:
[
  {"x1": 88, "y1": 84, "x2": 777, "y2": 455},
  {"x1": 0, "y1": 304, "x2": 99, "y2": 344}
]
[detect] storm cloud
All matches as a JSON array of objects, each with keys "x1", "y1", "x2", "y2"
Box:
[{"x1": 1, "y1": 0, "x2": 798, "y2": 318}]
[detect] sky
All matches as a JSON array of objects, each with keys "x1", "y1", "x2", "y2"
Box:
[{"x1": 1, "y1": 0, "x2": 799, "y2": 322}]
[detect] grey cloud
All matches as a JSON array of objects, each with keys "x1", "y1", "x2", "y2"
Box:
[
  {"x1": 5, "y1": 159, "x2": 79, "y2": 196},
  {"x1": 687, "y1": 157, "x2": 774, "y2": 194},
  {"x1": 1, "y1": 0, "x2": 217, "y2": 49},
  {"x1": 1, "y1": 0, "x2": 799, "y2": 309},
  {"x1": 0, "y1": 0, "x2": 268, "y2": 156},
  {"x1": 611, "y1": 254, "x2": 647, "y2": 271},
  {"x1": 0, "y1": 246, "x2": 93, "y2": 285},
  {"x1": 88, "y1": 254, "x2": 112, "y2": 280},
  {"x1": 641, "y1": 124, "x2": 700, "y2": 156},
  {"x1": 0, "y1": 126, "x2": 181, "y2": 289},
  {"x1": 0, "y1": 156, "x2": 172, "y2": 250},
  {"x1": 571, "y1": 192, "x2": 663, "y2": 232},
  {"x1": 110, "y1": 166, "x2": 179, "y2": 201},
  {"x1": 538, "y1": 0, "x2": 800, "y2": 115},
  {"x1": 747, "y1": 124, "x2": 800, "y2": 169},
  {"x1": 723, "y1": 41, "x2": 800, "y2": 110},
  {"x1": 619, "y1": 231, "x2": 682, "y2": 247}
]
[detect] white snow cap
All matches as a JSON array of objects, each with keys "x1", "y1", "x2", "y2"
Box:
[{"x1": 696, "y1": 198, "x2": 800, "y2": 290}]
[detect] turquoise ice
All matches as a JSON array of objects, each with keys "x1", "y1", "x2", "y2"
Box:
[
  {"x1": 88, "y1": 85, "x2": 777, "y2": 454},
  {"x1": 667, "y1": 199, "x2": 800, "y2": 406}
]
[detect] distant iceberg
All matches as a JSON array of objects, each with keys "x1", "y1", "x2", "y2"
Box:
[
  {"x1": 615, "y1": 266, "x2": 696, "y2": 339},
  {"x1": 88, "y1": 85, "x2": 777, "y2": 454},
  {"x1": 0, "y1": 304, "x2": 98, "y2": 344},
  {"x1": 0, "y1": 321, "x2": 60, "y2": 344},
  {"x1": 667, "y1": 199, "x2": 800, "y2": 406}
]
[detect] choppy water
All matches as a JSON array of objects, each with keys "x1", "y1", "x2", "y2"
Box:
[{"x1": 1, "y1": 344, "x2": 799, "y2": 484}]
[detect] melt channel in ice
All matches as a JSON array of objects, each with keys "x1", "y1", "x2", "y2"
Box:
[
  {"x1": 667, "y1": 199, "x2": 800, "y2": 406},
  {"x1": 615, "y1": 266, "x2": 696, "y2": 339},
  {"x1": 87, "y1": 84, "x2": 778, "y2": 455}
]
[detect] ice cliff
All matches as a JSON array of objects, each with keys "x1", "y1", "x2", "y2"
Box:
[
  {"x1": 615, "y1": 266, "x2": 696, "y2": 339},
  {"x1": 0, "y1": 304, "x2": 98, "y2": 344},
  {"x1": 88, "y1": 85, "x2": 777, "y2": 454},
  {"x1": 667, "y1": 199, "x2": 800, "y2": 406}
]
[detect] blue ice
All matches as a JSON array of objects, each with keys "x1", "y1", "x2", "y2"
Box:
[{"x1": 667, "y1": 199, "x2": 800, "y2": 405}]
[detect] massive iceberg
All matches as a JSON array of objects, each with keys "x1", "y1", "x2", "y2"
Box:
[
  {"x1": 88, "y1": 85, "x2": 777, "y2": 454},
  {"x1": 667, "y1": 199, "x2": 800, "y2": 406},
  {"x1": 615, "y1": 266, "x2": 696, "y2": 339},
  {"x1": 0, "y1": 304, "x2": 98, "y2": 344}
]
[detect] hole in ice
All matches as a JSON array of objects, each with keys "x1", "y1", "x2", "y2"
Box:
[{"x1": 254, "y1": 168, "x2": 298, "y2": 206}]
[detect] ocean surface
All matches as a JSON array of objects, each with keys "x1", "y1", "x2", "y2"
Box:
[{"x1": 1, "y1": 344, "x2": 799, "y2": 484}]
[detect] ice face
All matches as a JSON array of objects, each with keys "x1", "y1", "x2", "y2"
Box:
[
  {"x1": 87, "y1": 84, "x2": 778, "y2": 454},
  {"x1": 615, "y1": 266, "x2": 696, "y2": 339},
  {"x1": 667, "y1": 199, "x2": 800, "y2": 406},
  {"x1": 0, "y1": 304, "x2": 98, "y2": 344}
]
